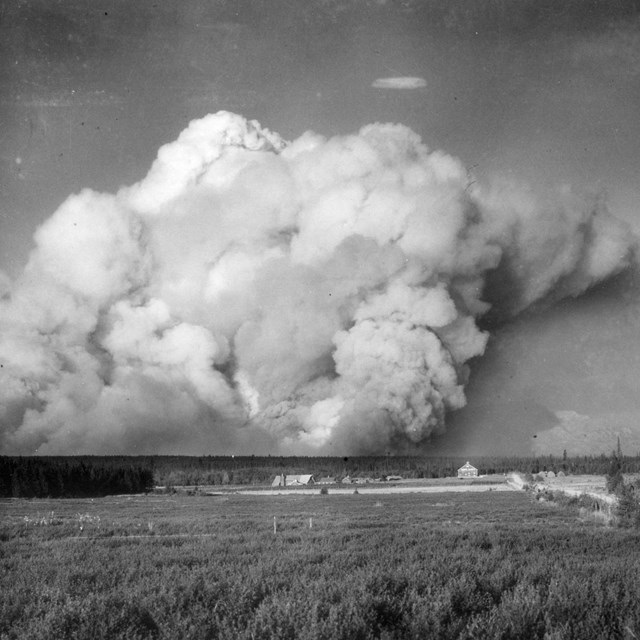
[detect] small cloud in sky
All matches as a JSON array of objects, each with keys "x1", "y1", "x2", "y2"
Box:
[{"x1": 371, "y1": 76, "x2": 427, "y2": 90}]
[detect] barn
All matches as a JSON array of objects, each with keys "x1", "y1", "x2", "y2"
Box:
[
  {"x1": 271, "y1": 474, "x2": 315, "y2": 487},
  {"x1": 457, "y1": 462, "x2": 478, "y2": 478}
]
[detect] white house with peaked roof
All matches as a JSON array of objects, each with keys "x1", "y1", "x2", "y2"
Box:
[{"x1": 457, "y1": 461, "x2": 478, "y2": 478}]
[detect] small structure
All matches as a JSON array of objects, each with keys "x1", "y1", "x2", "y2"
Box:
[
  {"x1": 271, "y1": 474, "x2": 315, "y2": 487},
  {"x1": 457, "y1": 461, "x2": 478, "y2": 478},
  {"x1": 316, "y1": 477, "x2": 336, "y2": 485},
  {"x1": 386, "y1": 475, "x2": 403, "y2": 482}
]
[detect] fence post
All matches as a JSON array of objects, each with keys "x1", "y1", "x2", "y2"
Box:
[{"x1": 273, "y1": 515, "x2": 277, "y2": 534}]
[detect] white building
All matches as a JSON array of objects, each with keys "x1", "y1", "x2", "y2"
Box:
[{"x1": 457, "y1": 462, "x2": 478, "y2": 478}]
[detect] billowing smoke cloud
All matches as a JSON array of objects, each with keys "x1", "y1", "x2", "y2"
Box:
[{"x1": 0, "y1": 112, "x2": 634, "y2": 454}]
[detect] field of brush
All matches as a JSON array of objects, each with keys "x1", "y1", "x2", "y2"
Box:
[{"x1": 2, "y1": 490, "x2": 640, "y2": 640}]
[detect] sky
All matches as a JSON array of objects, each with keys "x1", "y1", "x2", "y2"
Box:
[{"x1": 1, "y1": 0, "x2": 640, "y2": 457}]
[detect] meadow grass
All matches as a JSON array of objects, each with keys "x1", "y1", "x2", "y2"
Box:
[{"x1": 2, "y1": 491, "x2": 639, "y2": 639}]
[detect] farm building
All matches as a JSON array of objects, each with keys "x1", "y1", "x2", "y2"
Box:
[
  {"x1": 316, "y1": 477, "x2": 336, "y2": 485},
  {"x1": 271, "y1": 474, "x2": 315, "y2": 487},
  {"x1": 457, "y1": 462, "x2": 478, "y2": 478}
]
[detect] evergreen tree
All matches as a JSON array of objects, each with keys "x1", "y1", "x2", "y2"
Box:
[
  {"x1": 606, "y1": 455, "x2": 624, "y2": 494},
  {"x1": 616, "y1": 484, "x2": 639, "y2": 527}
]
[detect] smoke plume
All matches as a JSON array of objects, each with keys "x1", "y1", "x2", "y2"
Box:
[{"x1": 0, "y1": 112, "x2": 634, "y2": 454}]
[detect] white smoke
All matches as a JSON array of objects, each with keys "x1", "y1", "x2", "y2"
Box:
[{"x1": 0, "y1": 112, "x2": 634, "y2": 454}]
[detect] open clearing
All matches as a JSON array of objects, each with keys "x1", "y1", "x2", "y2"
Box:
[
  {"x1": 189, "y1": 473, "x2": 607, "y2": 497},
  {"x1": 542, "y1": 474, "x2": 607, "y2": 494},
  {"x1": 237, "y1": 475, "x2": 514, "y2": 495},
  {"x1": 2, "y1": 487, "x2": 640, "y2": 639},
  {"x1": 173, "y1": 474, "x2": 515, "y2": 496}
]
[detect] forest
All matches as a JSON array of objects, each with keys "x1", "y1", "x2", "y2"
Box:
[
  {"x1": 0, "y1": 457, "x2": 154, "y2": 498},
  {"x1": 3, "y1": 452, "x2": 640, "y2": 498}
]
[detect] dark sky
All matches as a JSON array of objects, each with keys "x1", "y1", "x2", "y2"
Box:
[{"x1": 2, "y1": 0, "x2": 640, "y2": 455}]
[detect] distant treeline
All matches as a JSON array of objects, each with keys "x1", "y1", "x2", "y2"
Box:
[
  {"x1": 0, "y1": 457, "x2": 154, "y2": 498},
  {"x1": 152, "y1": 453, "x2": 640, "y2": 487},
  {"x1": 3, "y1": 453, "x2": 640, "y2": 497}
]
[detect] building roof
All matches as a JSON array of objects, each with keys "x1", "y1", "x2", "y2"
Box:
[
  {"x1": 271, "y1": 474, "x2": 315, "y2": 486},
  {"x1": 288, "y1": 474, "x2": 314, "y2": 485},
  {"x1": 458, "y1": 461, "x2": 477, "y2": 471}
]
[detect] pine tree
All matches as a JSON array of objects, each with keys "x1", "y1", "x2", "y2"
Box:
[{"x1": 606, "y1": 456, "x2": 624, "y2": 494}]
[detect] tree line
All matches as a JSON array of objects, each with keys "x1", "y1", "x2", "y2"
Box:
[
  {"x1": 3, "y1": 452, "x2": 640, "y2": 497},
  {"x1": 150, "y1": 452, "x2": 640, "y2": 487},
  {"x1": 0, "y1": 457, "x2": 154, "y2": 498}
]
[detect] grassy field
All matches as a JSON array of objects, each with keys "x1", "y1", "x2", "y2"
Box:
[{"x1": 2, "y1": 491, "x2": 640, "y2": 639}]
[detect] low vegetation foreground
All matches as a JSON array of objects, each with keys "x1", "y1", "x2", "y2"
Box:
[{"x1": 2, "y1": 490, "x2": 640, "y2": 639}]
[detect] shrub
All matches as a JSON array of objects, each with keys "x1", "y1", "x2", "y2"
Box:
[{"x1": 616, "y1": 485, "x2": 640, "y2": 528}]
